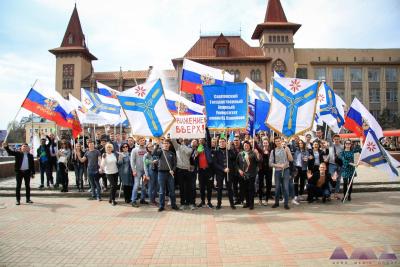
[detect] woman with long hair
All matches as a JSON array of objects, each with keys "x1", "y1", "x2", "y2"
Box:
[
  {"x1": 340, "y1": 140, "x2": 361, "y2": 201},
  {"x1": 293, "y1": 140, "x2": 309, "y2": 201},
  {"x1": 72, "y1": 142, "x2": 85, "y2": 192}
]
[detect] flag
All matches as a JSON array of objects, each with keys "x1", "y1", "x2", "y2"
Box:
[
  {"x1": 316, "y1": 82, "x2": 346, "y2": 133},
  {"x1": 97, "y1": 81, "x2": 120, "y2": 99},
  {"x1": 68, "y1": 94, "x2": 105, "y2": 125},
  {"x1": 245, "y1": 77, "x2": 270, "y2": 103},
  {"x1": 181, "y1": 59, "x2": 234, "y2": 104},
  {"x1": 81, "y1": 88, "x2": 123, "y2": 125},
  {"x1": 118, "y1": 79, "x2": 174, "y2": 137},
  {"x1": 360, "y1": 133, "x2": 400, "y2": 178},
  {"x1": 344, "y1": 97, "x2": 383, "y2": 140},
  {"x1": 244, "y1": 77, "x2": 270, "y2": 134},
  {"x1": 164, "y1": 90, "x2": 204, "y2": 115},
  {"x1": 22, "y1": 88, "x2": 71, "y2": 129},
  {"x1": 254, "y1": 99, "x2": 270, "y2": 133},
  {"x1": 266, "y1": 77, "x2": 319, "y2": 137}
]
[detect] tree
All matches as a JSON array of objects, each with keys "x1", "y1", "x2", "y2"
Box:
[
  {"x1": 6, "y1": 120, "x2": 25, "y2": 143},
  {"x1": 378, "y1": 108, "x2": 400, "y2": 129}
]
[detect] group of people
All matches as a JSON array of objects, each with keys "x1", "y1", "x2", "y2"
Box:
[{"x1": 3, "y1": 127, "x2": 362, "y2": 211}]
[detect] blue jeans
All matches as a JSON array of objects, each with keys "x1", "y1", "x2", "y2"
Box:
[
  {"x1": 148, "y1": 168, "x2": 158, "y2": 203},
  {"x1": 329, "y1": 163, "x2": 342, "y2": 193},
  {"x1": 131, "y1": 170, "x2": 146, "y2": 202},
  {"x1": 39, "y1": 161, "x2": 51, "y2": 186},
  {"x1": 289, "y1": 177, "x2": 295, "y2": 198},
  {"x1": 274, "y1": 168, "x2": 290, "y2": 206},
  {"x1": 74, "y1": 164, "x2": 84, "y2": 190},
  {"x1": 158, "y1": 171, "x2": 176, "y2": 209},
  {"x1": 88, "y1": 171, "x2": 101, "y2": 199}
]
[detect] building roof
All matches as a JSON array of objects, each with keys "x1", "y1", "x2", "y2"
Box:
[
  {"x1": 82, "y1": 69, "x2": 177, "y2": 82},
  {"x1": 49, "y1": 5, "x2": 97, "y2": 60},
  {"x1": 252, "y1": 0, "x2": 301, "y2": 39},
  {"x1": 213, "y1": 33, "x2": 230, "y2": 48},
  {"x1": 172, "y1": 35, "x2": 270, "y2": 66}
]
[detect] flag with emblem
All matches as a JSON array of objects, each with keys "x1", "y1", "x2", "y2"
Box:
[
  {"x1": 118, "y1": 79, "x2": 174, "y2": 137},
  {"x1": 181, "y1": 59, "x2": 234, "y2": 104},
  {"x1": 244, "y1": 77, "x2": 270, "y2": 134},
  {"x1": 68, "y1": 94, "x2": 105, "y2": 125},
  {"x1": 97, "y1": 81, "x2": 120, "y2": 99},
  {"x1": 266, "y1": 77, "x2": 319, "y2": 137},
  {"x1": 344, "y1": 97, "x2": 383, "y2": 140},
  {"x1": 81, "y1": 88, "x2": 123, "y2": 125},
  {"x1": 164, "y1": 90, "x2": 204, "y2": 115},
  {"x1": 316, "y1": 82, "x2": 346, "y2": 133},
  {"x1": 360, "y1": 132, "x2": 400, "y2": 179}
]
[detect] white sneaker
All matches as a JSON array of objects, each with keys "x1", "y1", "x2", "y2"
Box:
[
  {"x1": 190, "y1": 204, "x2": 196, "y2": 210},
  {"x1": 180, "y1": 205, "x2": 187, "y2": 210},
  {"x1": 292, "y1": 199, "x2": 300, "y2": 205}
]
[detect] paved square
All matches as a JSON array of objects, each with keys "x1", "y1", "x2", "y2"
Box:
[{"x1": 0, "y1": 192, "x2": 399, "y2": 266}]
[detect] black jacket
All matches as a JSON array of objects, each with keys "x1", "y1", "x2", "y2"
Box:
[
  {"x1": 212, "y1": 148, "x2": 236, "y2": 177},
  {"x1": 307, "y1": 149, "x2": 327, "y2": 169},
  {"x1": 46, "y1": 135, "x2": 57, "y2": 157},
  {"x1": 308, "y1": 171, "x2": 333, "y2": 190},
  {"x1": 236, "y1": 150, "x2": 259, "y2": 178},
  {"x1": 5, "y1": 146, "x2": 35, "y2": 176}
]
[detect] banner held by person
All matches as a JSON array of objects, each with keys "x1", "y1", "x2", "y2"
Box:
[
  {"x1": 266, "y1": 77, "x2": 319, "y2": 138},
  {"x1": 118, "y1": 79, "x2": 175, "y2": 137},
  {"x1": 203, "y1": 83, "x2": 248, "y2": 130},
  {"x1": 168, "y1": 115, "x2": 206, "y2": 139},
  {"x1": 254, "y1": 99, "x2": 270, "y2": 133}
]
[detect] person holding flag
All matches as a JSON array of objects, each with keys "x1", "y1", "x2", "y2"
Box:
[{"x1": 339, "y1": 140, "x2": 361, "y2": 201}]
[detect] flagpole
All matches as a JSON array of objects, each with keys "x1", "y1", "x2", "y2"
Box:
[
  {"x1": 94, "y1": 124, "x2": 96, "y2": 144},
  {"x1": 5, "y1": 79, "x2": 38, "y2": 143},
  {"x1": 342, "y1": 157, "x2": 360, "y2": 203}
]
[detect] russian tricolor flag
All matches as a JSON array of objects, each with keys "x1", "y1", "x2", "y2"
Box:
[
  {"x1": 97, "y1": 81, "x2": 120, "y2": 99},
  {"x1": 164, "y1": 89, "x2": 204, "y2": 115},
  {"x1": 344, "y1": 97, "x2": 383, "y2": 140},
  {"x1": 21, "y1": 88, "x2": 81, "y2": 137},
  {"x1": 181, "y1": 59, "x2": 234, "y2": 104}
]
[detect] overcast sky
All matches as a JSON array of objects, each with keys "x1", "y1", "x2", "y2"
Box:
[{"x1": 0, "y1": 0, "x2": 399, "y2": 129}]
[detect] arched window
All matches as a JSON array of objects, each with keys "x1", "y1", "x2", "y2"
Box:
[
  {"x1": 251, "y1": 69, "x2": 262, "y2": 82},
  {"x1": 67, "y1": 33, "x2": 74, "y2": 44}
]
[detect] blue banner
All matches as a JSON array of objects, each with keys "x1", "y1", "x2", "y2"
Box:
[
  {"x1": 203, "y1": 83, "x2": 248, "y2": 129},
  {"x1": 254, "y1": 99, "x2": 270, "y2": 133}
]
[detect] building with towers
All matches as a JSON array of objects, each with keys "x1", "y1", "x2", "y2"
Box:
[{"x1": 50, "y1": 0, "x2": 400, "y2": 119}]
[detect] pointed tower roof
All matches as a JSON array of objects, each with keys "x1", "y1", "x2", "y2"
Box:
[
  {"x1": 252, "y1": 0, "x2": 301, "y2": 39},
  {"x1": 49, "y1": 4, "x2": 97, "y2": 60}
]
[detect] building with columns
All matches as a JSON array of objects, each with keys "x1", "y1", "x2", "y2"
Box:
[{"x1": 50, "y1": 0, "x2": 400, "y2": 119}]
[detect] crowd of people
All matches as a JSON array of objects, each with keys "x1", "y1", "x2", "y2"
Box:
[{"x1": 3, "y1": 127, "x2": 362, "y2": 210}]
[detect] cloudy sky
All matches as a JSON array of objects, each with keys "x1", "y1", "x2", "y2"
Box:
[{"x1": 0, "y1": 0, "x2": 399, "y2": 129}]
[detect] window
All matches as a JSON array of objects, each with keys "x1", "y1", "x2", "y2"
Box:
[
  {"x1": 277, "y1": 36, "x2": 280, "y2": 42},
  {"x1": 385, "y1": 68, "x2": 397, "y2": 81},
  {"x1": 62, "y1": 64, "x2": 74, "y2": 89},
  {"x1": 335, "y1": 89, "x2": 345, "y2": 100},
  {"x1": 216, "y1": 46, "x2": 227, "y2": 57},
  {"x1": 371, "y1": 110, "x2": 380, "y2": 119},
  {"x1": 285, "y1": 36, "x2": 288, "y2": 42},
  {"x1": 269, "y1": 36, "x2": 272, "y2": 43},
  {"x1": 387, "y1": 88, "x2": 398, "y2": 102},
  {"x1": 67, "y1": 33, "x2": 73, "y2": 44},
  {"x1": 296, "y1": 68, "x2": 308, "y2": 79},
  {"x1": 368, "y1": 68, "x2": 380, "y2": 82},
  {"x1": 351, "y1": 89, "x2": 363, "y2": 101},
  {"x1": 251, "y1": 69, "x2": 262, "y2": 82},
  {"x1": 272, "y1": 36, "x2": 276, "y2": 42},
  {"x1": 332, "y1": 68, "x2": 344, "y2": 82},
  {"x1": 369, "y1": 88, "x2": 380, "y2": 103},
  {"x1": 314, "y1": 67, "x2": 326, "y2": 80},
  {"x1": 350, "y1": 68, "x2": 362, "y2": 82}
]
